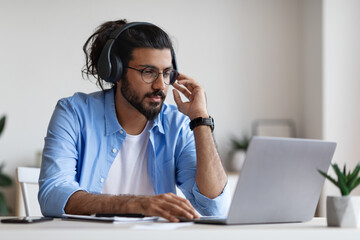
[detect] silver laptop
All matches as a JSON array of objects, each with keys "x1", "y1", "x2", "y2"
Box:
[{"x1": 194, "y1": 136, "x2": 336, "y2": 225}]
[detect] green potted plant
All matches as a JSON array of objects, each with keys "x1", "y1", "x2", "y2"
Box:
[
  {"x1": 318, "y1": 163, "x2": 360, "y2": 228},
  {"x1": 0, "y1": 115, "x2": 13, "y2": 216},
  {"x1": 229, "y1": 135, "x2": 250, "y2": 172}
]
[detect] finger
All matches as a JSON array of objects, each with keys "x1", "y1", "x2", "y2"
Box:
[
  {"x1": 160, "y1": 201, "x2": 195, "y2": 219},
  {"x1": 176, "y1": 79, "x2": 199, "y2": 92},
  {"x1": 138, "y1": 196, "x2": 181, "y2": 222},
  {"x1": 173, "y1": 82, "x2": 191, "y2": 94},
  {"x1": 162, "y1": 193, "x2": 198, "y2": 218},
  {"x1": 173, "y1": 82, "x2": 192, "y2": 99},
  {"x1": 180, "y1": 198, "x2": 200, "y2": 218},
  {"x1": 151, "y1": 205, "x2": 180, "y2": 223},
  {"x1": 142, "y1": 194, "x2": 199, "y2": 220},
  {"x1": 159, "y1": 202, "x2": 196, "y2": 220},
  {"x1": 172, "y1": 89, "x2": 184, "y2": 108},
  {"x1": 149, "y1": 196, "x2": 194, "y2": 221},
  {"x1": 176, "y1": 72, "x2": 190, "y2": 80},
  {"x1": 165, "y1": 193, "x2": 197, "y2": 215},
  {"x1": 174, "y1": 200, "x2": 198, "y2": 219}
]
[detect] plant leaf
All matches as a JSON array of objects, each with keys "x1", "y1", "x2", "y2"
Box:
[
  {"x1": 0, "y1": 192, "x2": 9, "y2": 216},
  {"x1": 0, "y1": 115, "x2": 6, "y2": 136},
  {"x1": 230, "y1": 135, "x2": 249, "y2": 150},
  {"x1": 332, "y1": 164, "x2": 350, "y2": 196},
  {"x1": 0, "y1": 174, "x2": 12, "y2": 187},
  {"x1": 349, "y1": 178, "x2": 360, "y2": 193},
  {"x1": 347, "y1": 164, "x2": 360, "y2": 186},
  {"x1": 318, "y1": 169, "x2": 338, "y2": 186},
  {"x1": 348, "y1": 164, "x2": 360, "y2": 192}
]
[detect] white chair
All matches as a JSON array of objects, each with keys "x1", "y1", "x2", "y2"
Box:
[
  {"x1": 252, "y1": 119, "x2": 296, "y2": 138},
  {"x1": 16, "y1": 167, "x2": 42, "y2": 217}
]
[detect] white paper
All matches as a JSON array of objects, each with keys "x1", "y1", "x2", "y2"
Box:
[
  {"x1": 62, "y1": 214, "x2": 158, "y2": 223},
  {"x1": 132, "y1": 222, "x2": 194, "y2": 230}
]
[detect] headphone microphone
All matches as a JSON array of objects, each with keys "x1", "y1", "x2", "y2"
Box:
[{"x1": 97, "y1": 22, "x2": 178, "y2": 84}]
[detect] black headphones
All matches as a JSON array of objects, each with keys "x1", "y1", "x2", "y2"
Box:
[{"x1": 97, "y1": 22, "x2": 178, "y2": 84}]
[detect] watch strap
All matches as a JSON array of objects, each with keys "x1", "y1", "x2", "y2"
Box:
[{"x1": 189, "y1": 116, "x2": 214, "y2": 132}]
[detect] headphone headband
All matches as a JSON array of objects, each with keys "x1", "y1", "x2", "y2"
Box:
[
  {"x1": 97, "y1": 22, "x2": 177, "y2": 84},
  {"x1": 109, "y1": 22, "x2": 154, "y2": 40}
]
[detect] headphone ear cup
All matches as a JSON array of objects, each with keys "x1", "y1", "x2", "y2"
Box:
[
  {"x1": 171, "y1": 48, "x2": 177, "y2": 71},
  {"x1": 108, "y1": 54, "x2": 123, "y2": 84},
  {"x1": 97, "y1": 40, "x2": 113, "y2": 81}
]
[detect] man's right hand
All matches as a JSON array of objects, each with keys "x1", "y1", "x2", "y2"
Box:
[
  {"x1": 65, "y1": 191, "x2": 200, "y2": 222},
  {"x1": 128, "y1": 193, "x2": 200, "y2": 222}
]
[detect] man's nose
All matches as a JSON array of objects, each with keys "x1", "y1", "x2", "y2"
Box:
[{"x1": 152, "y1": 73, "x2": 166, "y2": 91}]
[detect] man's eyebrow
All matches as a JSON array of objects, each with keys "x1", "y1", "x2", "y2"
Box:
[{"x1": 139, "y1": 64, "x2": 173, "y2": 70}]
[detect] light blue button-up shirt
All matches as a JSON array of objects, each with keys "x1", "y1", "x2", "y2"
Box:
[{"x1": 38, "y1": 87, "x2": 230, "y2": 217}]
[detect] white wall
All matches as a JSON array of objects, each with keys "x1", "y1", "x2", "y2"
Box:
[
  {"x1": 320, "y1": 0, "x2": 360, "y2": 215},
  {"x1": 300, "y1": 0, "x2": 323, "y2": 140},
  {"x1": 323, "y1": 0, "x2": 360, "y2": 177},
  {"x1": 299, "y1": 0, "x2": 326, "y2": 217},
  {"x1": 0, "y1": 0, "x2": 305, "y2": 214},
  {"x1": 299, "y1": 0, "x2": 360, "y2": 216},
  {"x1": 214, "y1": 0, "x2": 302, "y2": 164}
]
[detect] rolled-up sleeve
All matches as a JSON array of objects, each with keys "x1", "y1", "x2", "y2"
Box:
[
  {"x1": 191, "y1": 180, "x2": 231, "y2": 216},
  {"x1": 175, "y1": 120, "x2": 231, "y2": 216},
  {"x1": 38, "y1": 99, "x2": 86, "y2": 217}
]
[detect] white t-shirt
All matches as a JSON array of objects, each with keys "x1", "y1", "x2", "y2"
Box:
[{"x1": 101, "y1": 122, "x2": 154, "y2": 195}]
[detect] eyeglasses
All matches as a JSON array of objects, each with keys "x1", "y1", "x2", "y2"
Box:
[{"x1": 127, "y1": 66, "x2": 178, "y2": 85}]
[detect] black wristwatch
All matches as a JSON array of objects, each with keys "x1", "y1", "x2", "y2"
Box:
[{"x1": 189, "y1": 116, "x2": 214, "y2": 132}]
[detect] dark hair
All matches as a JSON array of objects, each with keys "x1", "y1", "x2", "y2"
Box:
[{"x1": 82, "y1": 19, "x2": 174, "y2": 90}]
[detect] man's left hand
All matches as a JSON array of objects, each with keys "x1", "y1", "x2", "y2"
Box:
[{"x1": 172, "y1": 73, "x2": 209, "y2": 120}]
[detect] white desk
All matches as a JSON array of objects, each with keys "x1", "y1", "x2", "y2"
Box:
[{"x1": 1, "y1": 217, "x2": 359, "y2": 240}]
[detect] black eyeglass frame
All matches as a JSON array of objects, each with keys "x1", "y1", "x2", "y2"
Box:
[{"x1": 127, "y1": 66, "x2": 178, "y2": 85}]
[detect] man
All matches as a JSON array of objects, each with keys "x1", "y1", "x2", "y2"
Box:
[{"x1": 38, "y1": 19, "x2": 230, "y2": 222}]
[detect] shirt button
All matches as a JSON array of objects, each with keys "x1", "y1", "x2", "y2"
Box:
[
  {"x1": 112, "y1": 148, "x2": 117, "y2": 153},
  {"x1": 120, "y1": 130, "x2": 124, "y2": 134},
  {"x1": 100, "y1": 178, "x2": 104, "y2": 183}
]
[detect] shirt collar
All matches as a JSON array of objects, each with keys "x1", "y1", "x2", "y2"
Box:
[
  {"x1": 104, "y1": 88, "x2": 122, "y2": 136},
  {"x1": 104, "y1": 87, "x2": 165, "y2": 136},
  {"x1": 151, "y1": 106, "x2": 165, "y2": 134}
]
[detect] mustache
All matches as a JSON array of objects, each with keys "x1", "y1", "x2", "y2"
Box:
[{"x1": 145, "y1": 90, "x2": 166, "y2": 99}]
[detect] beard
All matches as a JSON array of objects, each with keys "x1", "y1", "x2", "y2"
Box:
[{"x1": 120, "y1": 76, "x2": 166, "y2": 120}]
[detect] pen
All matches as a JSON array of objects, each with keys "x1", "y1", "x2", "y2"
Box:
[{"x1": 95, "y1": 213, "x2": 145, "y2": 218}]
